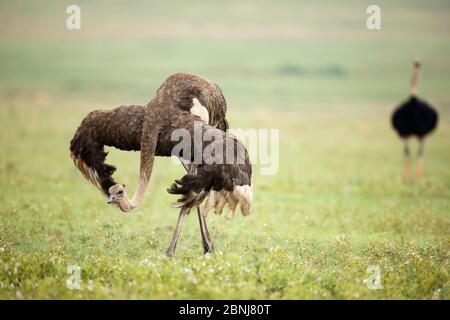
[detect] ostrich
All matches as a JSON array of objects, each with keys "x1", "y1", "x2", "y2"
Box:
[
  {"x1": 70, "y1": 71, "x2": 229, "y2": 206},
  {"x1": 392, "y1": 60, "x2": 438, "y2": 181},
  {"x1": 70, "y1": 73, "x2": 251, "y2": 256},
  {"x1": 70, "y1": 104, "x2": 252, "y2": 256}
]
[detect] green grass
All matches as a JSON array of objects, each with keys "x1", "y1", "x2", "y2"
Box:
[{"x1": 0, "y1": 0, "x2": 449, "y2": 299}]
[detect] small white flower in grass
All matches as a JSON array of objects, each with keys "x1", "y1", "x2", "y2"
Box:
[
  {"x1": 188, "y1": 275, "x2": 198, "y2": 284},
  {"x1": 141, "y1": 258, "x2": 153, "y2": 266},
  {"x1": 203, "y1": 252, "x2": 212, "y2": 259},
  {"x1": 0, "y1": 246, "x2": 5, "y2": 253}
]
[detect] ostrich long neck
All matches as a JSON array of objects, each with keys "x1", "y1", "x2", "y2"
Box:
[
  {"x1": 129, "y1": 171, "x2": 150, "y2": 208},
  {"x1": 116, "y1": 178, "x2": 149, "y2": 212},
  {"x1": 410, "y1": 61, "x2": 421, "y2": 96},
  {"x1": 117, "y1": 108, "x2": 159, "y2": 212}
]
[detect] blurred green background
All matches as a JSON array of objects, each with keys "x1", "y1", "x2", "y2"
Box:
[{"x1": 0, "y1": 0, "x2": 449, "y2": 299}]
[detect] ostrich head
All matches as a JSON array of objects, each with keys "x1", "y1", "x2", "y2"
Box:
[{"x1": 107, "y1": 184, "x2": 132, "y2": 212}]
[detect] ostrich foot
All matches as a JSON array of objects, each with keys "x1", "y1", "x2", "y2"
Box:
[
  {"x1": 165, "y1": 248, "x2": 175, "y2": 258},
  {"x1": 203, "y1": 242, "x2": 215, "y2": 255}
]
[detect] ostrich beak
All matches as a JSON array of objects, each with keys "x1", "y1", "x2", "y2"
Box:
[{"x1": 107, "y1": 195, "x2": 115, "y2": 204}]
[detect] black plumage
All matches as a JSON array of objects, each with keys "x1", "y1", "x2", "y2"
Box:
[{"x1": 392, "y1": 96, "x2": 438, "y2": 139}]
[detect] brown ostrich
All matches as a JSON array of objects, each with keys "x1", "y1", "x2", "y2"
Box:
[
  {"x1": 70, "y1": 73, "x2": 252, "y2": 256},
  {"x1": 391, "y1": 61, "x2": 438, "y2": 181}
]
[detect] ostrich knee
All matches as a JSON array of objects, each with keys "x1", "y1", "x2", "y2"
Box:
[
  {"x1": 403, "y1": 140, "x2": 411, "y2": 183},
  {"x1": 416, "y1": 140, "x2": 425, "y2": 180}
]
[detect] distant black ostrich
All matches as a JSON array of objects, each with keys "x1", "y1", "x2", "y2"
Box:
[
  {"x1": 391, "y1": 60, "x2": 438, "y2": 181},
  {"x1": 70, "y1": 73, "x2": 252, "y2": 256}
]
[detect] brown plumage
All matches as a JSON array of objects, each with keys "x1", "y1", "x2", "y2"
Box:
[
  {"x1": 162, "y1": 112, "x2": 252, "y2": 216},
  {"x1": 70, "y1": 105, "x2": 144, "y2": 194},
  {"x1": 150, "y1": 72, "x2": 229, "y2": 131},
  {"x1": 69, "y1": 72, "x2": 252, "y2": 256},
  {"x1": 70, "y1": 103, "x2": 252, "y2": 214},
  {"x1": 70, "y1": 72, "x2": 229, "y2": 196}
]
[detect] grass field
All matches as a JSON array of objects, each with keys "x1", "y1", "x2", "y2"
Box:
[{"x1": 0, "y1": 0, "x2": 449, "y2": 299}]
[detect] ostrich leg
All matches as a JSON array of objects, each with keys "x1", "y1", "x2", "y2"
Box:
[
  {"x1": 403, "y1": 140, "x2": 411, "y2": 183},
  {"x1": 416, "y1": 139, "x2": 425, "y2": 180},
  {"x1": 185, "y1": 162, "x2": 214, "y2": 254},
  {"x1": 166, "y1": 207, "x2": 189, "y2": 257},
  {"x1": 197, "y1": 206, "x2": 214, "y2": 254},
  {"x1": 165, "y1": 162, "x2": 195, "y2": 257},
  {"x1": 178, "y1": 160, "x2": 214, "y2": 255}
]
